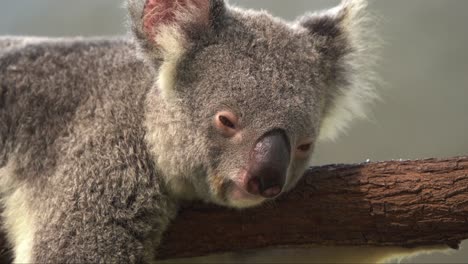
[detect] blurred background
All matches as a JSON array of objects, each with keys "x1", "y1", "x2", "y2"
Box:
[{"x1": 1, "y1": 0, "x2": 466, "y2": 263}]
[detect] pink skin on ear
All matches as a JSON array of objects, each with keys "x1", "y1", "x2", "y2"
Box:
[{"x1": 143, "y1": 0, "x2": 210, "y2": 41}]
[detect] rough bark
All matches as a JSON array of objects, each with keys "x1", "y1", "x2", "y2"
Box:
[
  {"x1": 156, "y1": 156, "x2": 468, "y2": 260},
  {"x1": 0, "y1": 157, "x2": 467, "y2": 262}
]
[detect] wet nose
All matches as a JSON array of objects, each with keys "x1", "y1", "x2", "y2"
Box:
[{"x1": 246, "y1": 130, "x2": 290, "y2": 198}]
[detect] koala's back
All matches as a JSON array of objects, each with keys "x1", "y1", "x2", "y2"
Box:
[
  {"x1": 0, "y1": 37, "x2": 153, "y2": 180},
  {"x1": 0, "y1": 37, "x2": 179, "y2": 263}
]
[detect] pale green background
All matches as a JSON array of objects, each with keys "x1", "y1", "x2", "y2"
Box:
[{"x1": 1, "y1": 0, "x2": 467, "y2": 263}]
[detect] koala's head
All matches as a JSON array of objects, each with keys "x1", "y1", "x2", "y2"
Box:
[{"x1": 127, "y1": 0, "x2": 377, "y2": 208}]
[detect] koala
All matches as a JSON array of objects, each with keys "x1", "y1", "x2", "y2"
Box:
[{"x1": 0, "y1": 0, "x2": 424, "y2": 263}]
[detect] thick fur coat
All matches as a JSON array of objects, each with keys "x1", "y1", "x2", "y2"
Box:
[{"x1": 0, "y1": 0, "x2": 382, "y2": 262}]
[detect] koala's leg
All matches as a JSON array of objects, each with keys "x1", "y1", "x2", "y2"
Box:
[
  {"x1": 1, "y1": 162, "x2": 177, "y2": 264},
  {"x1": 31, "y1": 215, "x2": 150, "y2": 263},
  {"x1": 26, "y1": 193, "x2": 175, "y2": 263},
  {"x1": 1, "y1": 182, "x2": 151, "y2": 263}
]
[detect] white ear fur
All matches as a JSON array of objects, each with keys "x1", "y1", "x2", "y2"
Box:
[
  {"x1": 155, "y1": 26, "x2": 187, "y2": 98},
  {"x1": 150, "y1": 1, "x2": 209, "y2": 97},
  {"x1": 318, "y1": 0, "x2": 380, "y2": 141},
  {"x1": 128, "y1": 0, "x2": 211, "y2": 97}
]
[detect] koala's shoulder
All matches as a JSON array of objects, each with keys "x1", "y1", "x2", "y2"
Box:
[
  {"x1": 0, "y1": 37, "x2": 155, "y2": 177},
  {"x1": 0, "y1": 37, "x2": 151, "y2": 140}
]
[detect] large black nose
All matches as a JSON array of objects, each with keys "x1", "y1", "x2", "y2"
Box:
[{"x1": 246, "y1": 130, "x2": 291, "y2": 198}]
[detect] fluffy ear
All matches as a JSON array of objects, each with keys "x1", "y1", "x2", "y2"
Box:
[
  {"x1": 299, "y1": 0, "x2": 379, "y2": 141},
  {"x1": 127, "y1": 0, "x2": 225, "y2": 96}
]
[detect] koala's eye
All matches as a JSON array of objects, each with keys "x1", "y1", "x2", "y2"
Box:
[
  {"x1": 219, "y1": 115, "x2": 235, "y2": 129},
  {"x1": 297, "y1": 143, "x2": 311, "y2": 152},
  {"x1": 214, "y1": 111, "x2": 239, "y2": 137},
  {"x1": 295, "y1": 141, "x2": 313, "y2": 159}
]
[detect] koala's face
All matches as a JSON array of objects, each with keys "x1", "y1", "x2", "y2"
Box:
[
  {"x1": 131, "y1": 0, "x2": 375, "y2": 208},
  {"x1": 172, "y1": 14, "x2": 323, "y2": 207}
]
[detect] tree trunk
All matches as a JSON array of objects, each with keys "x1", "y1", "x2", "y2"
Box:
[{"x1": 156, "y1": 156, "x2": 468, "y2": 260}]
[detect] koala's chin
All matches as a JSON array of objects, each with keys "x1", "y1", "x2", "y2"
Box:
[
  {"x1": 225, "y1": 182, "x2": 267, "y2": 209},
  {"x1": 205, "y1": 176, "x2": 268, "y2": 209},
  {"x1": 167, "y1": 172, "x2": 269, "y2": 209}
]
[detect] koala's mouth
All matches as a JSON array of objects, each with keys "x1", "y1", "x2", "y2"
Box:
[
  {"x1": 208, "y1": 172, "x2": 265, "y2": 208},
  {"x1": 230, "y1": 180, "x2": 264, "y2": 200}
]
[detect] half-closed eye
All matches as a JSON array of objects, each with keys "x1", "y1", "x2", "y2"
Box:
[{"x1": 214, "y1": 111, "x2": 239, "y2": 137}]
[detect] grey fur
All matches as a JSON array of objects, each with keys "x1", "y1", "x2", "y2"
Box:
[{"x1": 0, "y1": 0, "x2": 376, "y2": 262}]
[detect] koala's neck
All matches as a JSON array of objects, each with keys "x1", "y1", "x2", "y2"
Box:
[{"x1": 144, "y1": 86, "x2": 207, "y2": 201}]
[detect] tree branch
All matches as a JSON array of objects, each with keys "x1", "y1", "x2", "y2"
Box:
[
  {"x1": 0, "y1": 157, "x2": 467, "y2": 262},
  {"x1": 156, "y1": 156, "x2": 468, "y2": 260}
]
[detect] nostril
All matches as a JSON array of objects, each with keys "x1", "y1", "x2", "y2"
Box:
[
  {"x1": 246, "y1": 177, "x2": 260, "y2": 195},
  {"x1": 246, "y1": 174, "x2": 284, "y2": 198},
  {"x1": 261, "y1": 185, "x2": 282, "y2": 198}
]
